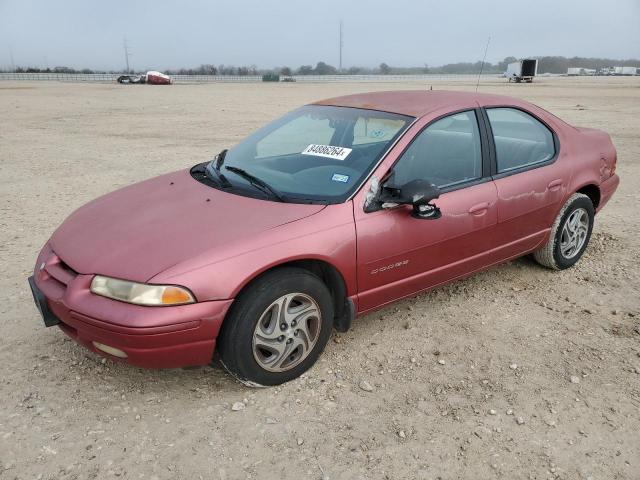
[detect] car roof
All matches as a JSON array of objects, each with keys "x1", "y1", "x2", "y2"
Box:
[{"x1": 312, "y1": 90, "x2": 532, "y2": 118}]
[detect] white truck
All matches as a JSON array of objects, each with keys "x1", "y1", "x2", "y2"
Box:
[
  {"x1": 613, "y1": 66, "x2": 637, "y2": 76},
  {"x1": 504, "y1": 59, "x2": 538, "y2": 83},
  {"x1": 567, "y1": 67, "x2": 596, "y2": 76}
]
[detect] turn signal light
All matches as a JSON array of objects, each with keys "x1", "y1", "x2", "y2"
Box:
[{"x1": 161, "y1": 286, "x2": 194, "y2": 305}]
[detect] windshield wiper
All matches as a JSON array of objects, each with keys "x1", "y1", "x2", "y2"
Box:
[
  {"x1": 205, "y1": 150, "x2": 232, "y2": 188},
  {"x1": 214, "y1": 149, "x2": 227, "y2": 171},
  {"x1": 225, "y1": 166, "x2": 285, "y2": 202}
]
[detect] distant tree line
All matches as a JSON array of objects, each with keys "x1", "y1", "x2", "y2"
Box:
[
  {"x1": 164, "y1": 64, "x2": 260, "y2": 75},
  {"x1": 6, "y1": 66, "x2": 111, "y2": 74},
  {"x1": 535, "y1": 56, "x2": 640, "y2": 73},
  {"x1": 2, "y1": 56, "x2": 638, "y2": 75}
]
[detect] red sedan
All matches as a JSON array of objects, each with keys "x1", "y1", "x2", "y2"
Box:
[{"x1": 29, "y1": 91, "x2": 619, "y2": 386}]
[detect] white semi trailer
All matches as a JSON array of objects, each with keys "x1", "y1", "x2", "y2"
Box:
[
  {"x1": 504, "y1": 59, "x2": 538, "y2": 83},
  {"x1": 613, "y1": 66, "x2": 638, "y2": 76}
]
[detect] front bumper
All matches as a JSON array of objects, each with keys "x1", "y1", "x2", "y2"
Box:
[{"x1": 30, "y1": 244, "x2": 233, "y2": 368}]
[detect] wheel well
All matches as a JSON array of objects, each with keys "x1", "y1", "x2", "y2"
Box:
[
  {"x1": 236, "y1": 259, "x2": 349, "y2": 322},
  {"x1": 276, "y1": 260, "x2": 348, "y2": 320},
  {"x1": 577, "y1": 184, "x2": 600, "y2": 208}
]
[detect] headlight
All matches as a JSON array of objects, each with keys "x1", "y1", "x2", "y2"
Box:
[{"x1": 90, "y1": 275, "x2": 195, "y2": 306}]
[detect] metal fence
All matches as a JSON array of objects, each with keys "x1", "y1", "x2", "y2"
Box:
[
  {"x1": 0, "y1": 72, "x2": 504, "y2": 84},
  {"x1": 0, "y1": 72, "x2": 121, "y2": 82},
  {"x1": 288, "y1": 74, "x2": 502, "y2": 83}
]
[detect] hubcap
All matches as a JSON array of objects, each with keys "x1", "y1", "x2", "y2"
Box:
[
  {"x1": 560, "y1": 207, "x2": 589, "y2": 259},
  {"x1": 252, "y1": 293, "x2": 321, "y2": 372}
]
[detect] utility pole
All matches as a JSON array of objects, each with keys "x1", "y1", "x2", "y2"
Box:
[
  {"x1": 339, "y1": 21, "x2": 343, "y2": 71},
  {"x1": 123, "y1": 37, "x2": 132, "y2": 73},
  {"x1": 9, "y1": 45, "x2": 15, "y2": 72}
]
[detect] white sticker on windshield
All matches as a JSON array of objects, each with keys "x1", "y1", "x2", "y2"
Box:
[{"x1": 302, "y1": 144, "x2": 352, "y2": 161}]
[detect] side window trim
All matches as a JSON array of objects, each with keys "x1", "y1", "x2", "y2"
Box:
[
  {"x1": 386, "y1": 107, "x2": 492, "y2": 194},
  {"x1": 475, "y1": 107, "x2": 494, "y2": 179},
  {"x1": 481, "y1": 106, "x2": 560, "y2": 179}
]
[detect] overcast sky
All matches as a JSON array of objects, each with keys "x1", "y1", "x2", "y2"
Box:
[{"x1": 1, "y1": 0, "x2": 638, "y2": 71}]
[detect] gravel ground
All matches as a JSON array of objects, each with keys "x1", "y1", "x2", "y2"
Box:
[{"x1": 0, "y1": 77, "x2": 639, "y2": 480}]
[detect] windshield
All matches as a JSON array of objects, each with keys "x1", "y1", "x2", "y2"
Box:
[{"x1": 203, "y1": 105, "x2": 413, "y2": 203}]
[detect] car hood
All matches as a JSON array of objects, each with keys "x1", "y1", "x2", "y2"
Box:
[{"x1": 50, "y1": 169, "x2": 325, "y2": 282}]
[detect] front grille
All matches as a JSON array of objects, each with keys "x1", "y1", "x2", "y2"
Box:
[{"x1": 44, "y1": 252, "x2": 78, "y2": 287}]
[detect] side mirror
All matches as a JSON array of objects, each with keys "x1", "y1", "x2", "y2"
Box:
[{"x1": 377, "y1": 178, "x2": 442, "y2": 219}]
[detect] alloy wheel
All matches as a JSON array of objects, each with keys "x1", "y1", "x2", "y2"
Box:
[
  {"x1": 560, "y1": 207, "x2": 589, "y2": 259},
  {"x1": 252, "y1": 293, "x2": 321, "y2": 372}
]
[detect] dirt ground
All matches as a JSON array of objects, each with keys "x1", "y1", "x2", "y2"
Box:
[{"x1": 0, "y1": 77, "x2": 639, "y2": 480}]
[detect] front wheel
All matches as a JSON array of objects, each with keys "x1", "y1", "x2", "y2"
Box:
[
  {"x1": 217, "y1": 267, "x2": 334, "y2": 386},
  {"x1": 533, "y1": 193, "x2": 594, "y2": 270}
]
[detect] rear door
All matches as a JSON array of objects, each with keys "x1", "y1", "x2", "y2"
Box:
[
  {"x1": 482, "y1": 107, "x2": 566, "y2": 255},
  {"x1": 353, "y1": 109, "x2": 499, "y2": 312}
]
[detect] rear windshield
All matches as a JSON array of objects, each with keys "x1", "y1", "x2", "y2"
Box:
[{"x1": 206, "y1": 105, "x2": 413, "y2": 203}]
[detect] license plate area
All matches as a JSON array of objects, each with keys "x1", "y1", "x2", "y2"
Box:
[{"x1": 28, "y1": 276, "x2": 61, "y2": 327}]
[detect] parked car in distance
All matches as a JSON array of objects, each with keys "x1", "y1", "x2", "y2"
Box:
[{"x1": 29, "y1": 91, "x2": 619, "y2": 386}]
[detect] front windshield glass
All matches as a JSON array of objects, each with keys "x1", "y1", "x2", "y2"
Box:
[{"x1": 209, "y1": 105, "x2": 413, "y2": 203}]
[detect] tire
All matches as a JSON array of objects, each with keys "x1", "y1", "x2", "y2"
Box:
[
  {"x1": 533, "y1": 193, "x2": 595, "y2": 270},
  {"x1": 217, "y1": 267, "x2": 334, "y2": 386}
]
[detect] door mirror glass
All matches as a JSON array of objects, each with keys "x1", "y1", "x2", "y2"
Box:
[{"x1": 378, "y1": 177, "x2": 442, "y2": 219}]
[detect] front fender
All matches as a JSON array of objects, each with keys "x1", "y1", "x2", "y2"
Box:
[{"x1": 150, "y1": 202, "x2": 357, "y2": 302}]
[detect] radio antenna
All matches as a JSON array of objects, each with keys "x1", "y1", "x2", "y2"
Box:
[{"x1": 476, "y1": 36, "x2": 491, "y2": 92}]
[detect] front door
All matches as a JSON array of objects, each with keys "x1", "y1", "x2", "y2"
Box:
[{"x1": 353, "y1": 109, "x2": 499, "y2": 312}]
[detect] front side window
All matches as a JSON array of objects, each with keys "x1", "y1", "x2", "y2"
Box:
[
  {"x1": 208, "y1": 105, "x2": 413, "y2": 203},
  {"x1": 486, "y1": 108, "x2": 555, "y2": 173},
  {"x1": 392, "y1": 110, "x2": 483, "y2": 188}
]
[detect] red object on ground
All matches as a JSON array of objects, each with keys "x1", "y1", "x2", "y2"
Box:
[{"x1": 145, "y1": 71, "x2": 171, "y2": 85}]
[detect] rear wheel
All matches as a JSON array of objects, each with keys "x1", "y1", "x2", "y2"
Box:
[
  {"x1": 217, "y1": 268, "x2": 333, "y2": 386},
  {"x1": 533, "y1": 193, "x2": 594, "y2": 270}
]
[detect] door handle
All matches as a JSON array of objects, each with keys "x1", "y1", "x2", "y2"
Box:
[
  {"x1": 547, "y1": 179, "x2": 563, "y2": 190},
  {"x1": 468, "y1": 202, "x2": 490, "y2": 215}
]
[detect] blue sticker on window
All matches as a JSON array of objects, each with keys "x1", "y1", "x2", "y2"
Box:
[{"x1": 331, "y1": 173, "x2": 350, "y2": 183}]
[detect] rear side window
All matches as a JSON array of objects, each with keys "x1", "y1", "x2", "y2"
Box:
[{"x1": 487, "y1": 108, "x2": 555, "y2": 173}]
